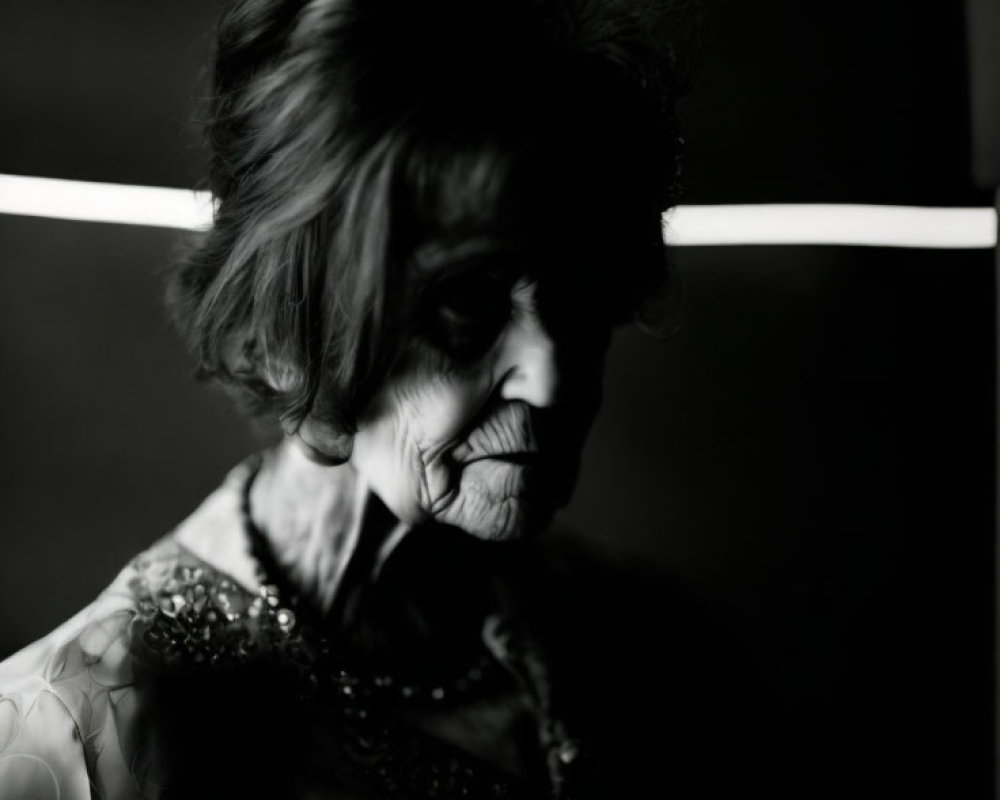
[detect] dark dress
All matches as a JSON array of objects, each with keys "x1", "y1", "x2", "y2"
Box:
[{"x1": 0, "y1": 459, "x2": 776, "y2": 799}]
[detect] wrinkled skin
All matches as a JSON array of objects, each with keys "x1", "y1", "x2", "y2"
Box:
[{"x1": 351, "y1": 277, "x2": 607, "y2": 541}]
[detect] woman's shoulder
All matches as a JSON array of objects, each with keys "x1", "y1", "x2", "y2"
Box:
[
  {"x1": 0, "y1": 565, "x2": 140, "y2": 799},
  {"x1": 0, "y1": 457, "x2": 265, "y2": 676},
  {"x1": 0, "y1": 540, "x2": 163, "y2": 798}
]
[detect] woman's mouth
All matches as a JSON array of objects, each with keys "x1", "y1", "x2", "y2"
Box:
[{"x1": 455, "y1": 450, "x2": 539, "y2": 466}]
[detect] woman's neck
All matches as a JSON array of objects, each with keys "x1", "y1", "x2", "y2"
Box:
[
  {"x1": 246, "y1": 438, "x2": 509, "y2": 676},
  {"x1": 247, "y1": 438, "x2": 411, "y2": 617}
]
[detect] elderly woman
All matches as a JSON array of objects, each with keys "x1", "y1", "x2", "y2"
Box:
[{"x1": 0, "y1": 1, "x2": 766, "y2": 798}]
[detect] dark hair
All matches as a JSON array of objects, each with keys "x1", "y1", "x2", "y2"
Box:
[{"x1": 168, "y1": 0, "x2": 695, "y2": 436}]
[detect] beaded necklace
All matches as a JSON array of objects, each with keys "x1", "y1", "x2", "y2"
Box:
[{"x1": 237, "y1": 455, "x2": 513, "y2": 710}]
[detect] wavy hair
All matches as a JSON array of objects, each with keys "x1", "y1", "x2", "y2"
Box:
[{"x1": 167, "y1": 0, "x2": 698, "y2": 437}]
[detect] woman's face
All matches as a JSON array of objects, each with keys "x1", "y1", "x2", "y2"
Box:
[{"x1": 349, "y1": 237, "x2": 611, "y2": 541}]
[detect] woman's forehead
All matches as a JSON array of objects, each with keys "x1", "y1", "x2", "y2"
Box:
[
  {"x1": 394, "y1": 124, "x2": 665, "y2": 300},
  {"x1": 411, "y1": 236, "x2": 511, "y2": 271},
  {"x1": 401, "y1": 120, "x2": 647, "y2": 227},
  {"x1": 405, "y1": 165, "x2": 644, "y2": 260}
]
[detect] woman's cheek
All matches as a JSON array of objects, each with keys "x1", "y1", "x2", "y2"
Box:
[
  {"x1": 350, "y1": 384, "x2": 461, "y2": 522},
  {"x1": 353, "y1": 352, "x2": 501, "y2": 526},
  {"x1": 403, "y1": 382, "x2": 482, "y2": 508}
]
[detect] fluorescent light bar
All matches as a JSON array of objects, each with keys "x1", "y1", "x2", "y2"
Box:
[
  {"x1": 0, "y1": 174, "x2": 996, "y2": 248},
  {"x1": 0, "y1": 174, "x2": 213, "y2": 230},
  {"x1": 664, "y1": 203, "x2": 997, "y2": 249}
]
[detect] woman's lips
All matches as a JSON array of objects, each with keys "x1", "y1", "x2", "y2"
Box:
[
  {"x1": 456, "y1": 450, "x2": 539, "y2": 466},
  {"x1": 451, "y1": 402, "x2": 539, "y2": 465}
]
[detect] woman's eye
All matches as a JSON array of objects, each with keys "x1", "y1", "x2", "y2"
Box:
[
  {"x1": 437, "y1": 288, "x2": 489, "y2": 325},
  {"x1": 419, "y1": 272, "x2": 513, "y2": 360}
]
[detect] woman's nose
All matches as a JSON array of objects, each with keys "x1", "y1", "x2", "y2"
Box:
[{"x1": 498, "y1": 312, "x2": 560, "y2": 408}]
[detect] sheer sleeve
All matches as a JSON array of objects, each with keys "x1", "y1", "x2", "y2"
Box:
[
  {"x1": 0, "y1": 568, "x2": 148, "y2": 800},
  {"x1": 0, "y1": 464, "x2": 270, "y2": 800},
  {"x1": 0, "y1": 678, "x2": 91, "y2": 799}
]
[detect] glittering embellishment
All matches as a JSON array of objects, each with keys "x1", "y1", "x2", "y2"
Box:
[
  {"x1": 124, "y1": 540, "x2": 560, "y2": 799},
  {"x1": 275, "y1": 608, "x2": 296, "y2": 632}
]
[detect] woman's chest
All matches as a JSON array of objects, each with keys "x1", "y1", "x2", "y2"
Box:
[
  {"x1": 132, "y1": 658, "x2": 553, "y2": 800},
  {"x1": 296, "y1": 688, "x2": 547, "y2": 799}
]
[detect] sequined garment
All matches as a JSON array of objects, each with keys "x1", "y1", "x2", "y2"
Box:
[
  {"x1": 0, "y1": 463, "x2": 583, "y2": 800},
  {"x1": 0, "y1": 457, "x2": 766, "y2": 799}
]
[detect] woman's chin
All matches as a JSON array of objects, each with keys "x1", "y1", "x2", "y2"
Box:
[
  {"x1": 458, "y1": 504, "x2": 549, "y2": 542},
  {"x1": 439, "y1": 460, "x2": 559, "y2": 541}
]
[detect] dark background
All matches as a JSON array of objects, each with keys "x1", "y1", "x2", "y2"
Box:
[{"x1": 0, "y1": 0, "x2": 994, "y2": 797}]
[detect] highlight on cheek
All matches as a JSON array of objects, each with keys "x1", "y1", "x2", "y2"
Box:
[
  {"x1": 352, "y1": 352, "x2": 493, "y2": 527},
  {"x1": 353, "y1": 324, "x2": 567, "y2": 540}
]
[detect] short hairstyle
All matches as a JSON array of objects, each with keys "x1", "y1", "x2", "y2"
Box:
[{"x1": 168, "y1": 0, "x2": 696, "y2": 434}]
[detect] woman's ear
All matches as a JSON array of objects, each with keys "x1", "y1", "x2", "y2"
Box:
[{"x1": 285, "y1": 415, "x2": 354, "y2": 466}]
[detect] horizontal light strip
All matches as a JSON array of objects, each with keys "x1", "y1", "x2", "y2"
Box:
[
  {"x1": 664, "y1": 203, "x2": 997, "y2": 248},
  {"x1": 0, "y1": 173, "x2": 996, "y2": 248},
  {"x1": 0, "y1": 174, "x2": 213, "y2": 230}
]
